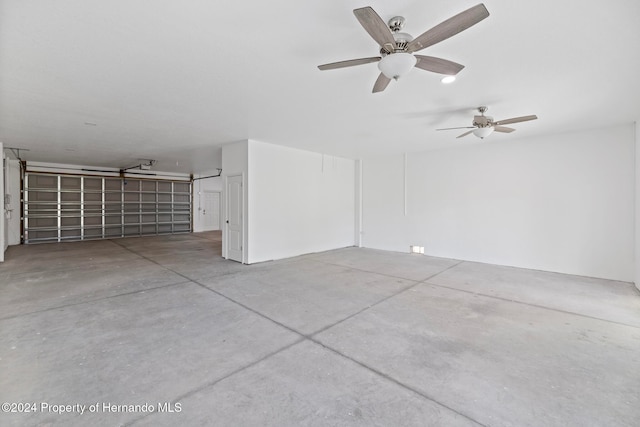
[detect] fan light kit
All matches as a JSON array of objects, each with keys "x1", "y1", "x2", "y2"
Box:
[
  {"x1": 378, "y1": 52, "x2": 417, "y2": 80},
  {"x1": 318, "y1": 4, "x2": 490, "y2": 92},
  {"x1": 437, "y1": 107, "x2": 538, "y2": 139},
  {"x1": 473, "y1": 127, "x2": 494, "y2": 139}
]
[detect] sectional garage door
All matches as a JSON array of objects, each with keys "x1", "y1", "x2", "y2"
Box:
[{"x1": 24, "y1": 173, "x2": 191, "y2": 243}]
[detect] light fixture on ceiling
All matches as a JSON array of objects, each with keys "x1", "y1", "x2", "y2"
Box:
[
  {"x1": 378, "y1": 52, "x2": 417, "y2": 80},
  {"x1": 473, "y1": 127, "x2": 494, "y2": 139},
  {"x1": 441, "y1": 75, "x2": 456, "y2": 84},
  {"x1": 317, "y1": 5, "x2": 489, "y2": 93},
  {"x1": 437, "y1": 107, "x2": 538, "y2": 139}
]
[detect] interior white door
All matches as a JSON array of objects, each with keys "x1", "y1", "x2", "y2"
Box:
[
  {"x1": 202, "y1": 191, "x2": 220, "y2": 231},
  {"x1": 226, "y1": 175, "x2": 243, "y2": 263},
  {"x1": 1, "y1": 146, "x2": 5, "y2": 261}
]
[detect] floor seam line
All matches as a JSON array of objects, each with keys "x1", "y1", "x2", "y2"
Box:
[
  {"x1": 124, "y1": 338, "x2": 306, "y2": 426},
  {"x1": 189, "y1": 233, "x2": 221, "y2": 242},
  {"x1": 309, "y1": 261, "x2": 467, "y2": 337},
  {"x1": 309, "y1": 259, "x2": 464, "y2": 283},
  {"x1": 426, "y1": 281, "x2": 640, "y2": 330},
  {"x1": 191, "y1": 280, "x2": 309, "y2": 335},
  {"x1": 1, "y1": 259, "x2": 147, "y2": 279},
  {"x1": 419, "y1": 260, "x2": 466, "y2": 283},
  {"x1": 310, "y1": 338, "x2": 487, "y2": 427},
  {"x1": 0, "y1": 280, "x2": 193, "y2": 322},
  {"x1": 111, "y1": 241, "x2": 487, "y2": 425},
  {"x1": 6, "y1": 236, "x2": 636, "y2": 427},
  {"x1": 110, "y1": 240, "x2": 311, "y2": 336},
  {"x1": 309, "y1": 281, "x2": 423, "y2": 337}
]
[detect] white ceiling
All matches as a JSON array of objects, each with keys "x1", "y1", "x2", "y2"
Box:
[{"x1": 1, "y1": 0, "x2": 639, "y2": 174}]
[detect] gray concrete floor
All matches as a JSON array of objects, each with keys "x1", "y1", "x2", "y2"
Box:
[{"x1": 1, "y1": 232, "x2": 639, "y2": 426}]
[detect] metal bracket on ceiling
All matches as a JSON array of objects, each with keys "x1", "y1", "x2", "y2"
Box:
[
  {"x1": 192, "y1": 168, "x2": 222, "y2": 181},
  {"x1": 4, "y1": 147, "x2": 30, "y2": 161},
  {"x1": 120, "y1": 159, "x2": 157, "y2": 173}
]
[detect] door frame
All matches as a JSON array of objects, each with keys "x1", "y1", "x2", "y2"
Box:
[
  {"x1": 223, "y1": 173, "x2": 245, "y2": 263},
  {"x1": 1, "y1": 145, "x2": 5, "y2": 261}
]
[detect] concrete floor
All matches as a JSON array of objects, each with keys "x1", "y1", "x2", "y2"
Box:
[{"x1": 1, "y1": 232, "x2": 639, "y2": 426}]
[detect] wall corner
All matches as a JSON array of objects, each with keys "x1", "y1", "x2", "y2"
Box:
[
  {"x1": 635, "y1": 121, "x2": 640, "y2": 290},
  {"x1": 355, "y1": 159, "x2": 363, "y2": 247}
]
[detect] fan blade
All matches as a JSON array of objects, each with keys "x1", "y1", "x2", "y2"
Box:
[
  {"x1": 493, "y1": 126, "x2": 515, "y2": 133},
  {"x1": 494, "y1": 115, "x2": 538, "y2": 126},
  {"x1": 353, "y1": 7, "x2": 396, "y2": 53},
  {"x1": 372, "y1": 73, "x2": 391, "y2": 93},
  {"x1": 407, "y1": 4, "x2": 490, "y2": 53},
  {"x1": 436, "y1": 126, "x2": 475, "y2": 131},
  {"x1": 318, "y1": 57, "x2": 381, "y2": 71},
  {"x1": 457, "y1": 130, "x2": 474, "y2": 138},
  {"x1": 414, "y1": 55, "x2": 464, "y2": 75}
]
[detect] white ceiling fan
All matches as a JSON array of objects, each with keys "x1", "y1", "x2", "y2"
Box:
[
  {"x1": 317, "y1": 4, "x2": 490, "y2": 93},
  {"x1": 437, "y1": 107, "x2": 538, "y2": 139}
]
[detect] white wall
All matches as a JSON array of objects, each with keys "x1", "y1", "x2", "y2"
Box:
[
  {"x1": 193, "y1": 171, "x2": 223, "y2": 233},
  {"x1": 362, "y1": 124, "x2": 635, "y2": 282},
  {"x1": 247, "y1": 140, "x2": 355, "y2": 264}
]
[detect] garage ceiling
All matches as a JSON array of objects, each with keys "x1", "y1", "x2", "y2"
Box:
[{"x1": 1, "y1": 0, "x2": 639, "y2": 174}]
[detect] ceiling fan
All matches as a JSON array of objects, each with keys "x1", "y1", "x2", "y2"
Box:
[
  {"x1": 317, "y1": 4, "x2": 490, "y2": 93},
  {"x1": 437, "y1": 107, "x2": 538, "y2": 139}
]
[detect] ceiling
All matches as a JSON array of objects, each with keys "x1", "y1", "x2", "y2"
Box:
[{"x1": 1, "y1": 0, "x2": 639, "y2": 174}]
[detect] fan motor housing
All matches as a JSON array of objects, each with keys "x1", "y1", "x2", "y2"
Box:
[
  {"x1": 380, "y1": 32, "x2": 414, "y2": 55},
  {"x1": 473, "y1": 115, "x2": 493, "y2": 128}
]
